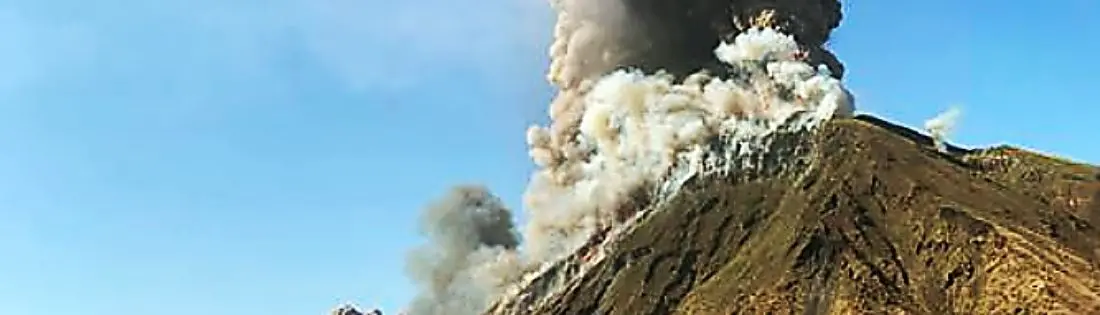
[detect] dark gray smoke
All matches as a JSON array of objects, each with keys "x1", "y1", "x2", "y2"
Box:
[
  {"x1": 404, "y1": 185, "x2": 522, "y2": 315},
  {"x1": 552, "y1": 0, "x2": 844, "y2": 82}
]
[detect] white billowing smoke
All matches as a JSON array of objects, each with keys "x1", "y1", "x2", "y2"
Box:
[
  {"x1": 522, "y1": 26, "x2": 853, "y2": 263},
  {"x1": 924, "y1": 107, "x2": 962, "y2": 152},
  {"x1": 404, "y1": 3, "x2": 856, "y2": 315},
  {"x1": 546, "y1": 0, "x2": 633, "y2": 89}
]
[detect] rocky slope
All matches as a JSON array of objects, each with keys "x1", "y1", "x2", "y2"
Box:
[{"x1": 487, "y1": 115, "x2": 1100, "y2": 314}]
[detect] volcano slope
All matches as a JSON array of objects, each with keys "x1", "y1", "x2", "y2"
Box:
[{"x1": 505, "y1": 115, "x2": 1100, "y2": 314}]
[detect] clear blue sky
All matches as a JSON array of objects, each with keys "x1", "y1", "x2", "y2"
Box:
[{"x1": 0, "y1": 1, "x2": 1096, "y2": 314}]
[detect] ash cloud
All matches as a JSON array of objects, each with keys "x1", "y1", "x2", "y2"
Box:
[
  {"x1": 404, "y1": 185, "x2": 523, "y2": 315},
  {"x1": 528, "y1": 0, "x2": 847, "y2": 263},
  {"x1": 399, "y1": 1, "x2": 850, "y2": 314}
]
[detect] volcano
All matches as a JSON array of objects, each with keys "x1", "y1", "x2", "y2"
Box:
[
  {"x1": 350, "y1": 0, "x2": 1100, "y2": 314},
  {"x1": 485, "y1": 115, "x2": 1100, "y2": 314}
]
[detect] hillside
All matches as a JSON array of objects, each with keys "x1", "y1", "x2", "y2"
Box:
[{"x1": 487, "y1": 115, "x2": 1100, "y2": 314}]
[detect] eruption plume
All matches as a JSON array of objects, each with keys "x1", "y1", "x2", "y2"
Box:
[
  {"x1": 527, "y1": 0, "x2": 848, "y2": 263},
  {"x1": 402, "y1": 1, "x2": 849, "y2": 314},
  {"x1": 405, "y1": 186, "x2": 524, "y2": 315}
]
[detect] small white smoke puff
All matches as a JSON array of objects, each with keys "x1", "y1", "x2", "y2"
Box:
[{"x1": 924, "y1": 107, "x2": 961, "y2": 152}]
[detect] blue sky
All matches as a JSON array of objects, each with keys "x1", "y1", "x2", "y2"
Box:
[{"x1": 0, "y1": 1, "x2": 1096, "y2": 314}]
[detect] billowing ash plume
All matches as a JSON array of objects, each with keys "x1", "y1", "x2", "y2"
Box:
[
  {"x1": 400, "y1": 1, "x2": 850, "y2": 314},
  {"x1": 546, "y1": 0, "x2": 844, "y2": 88},
  {"x1": 527, "y1": 0, "x2": 847, "y2": 263},
  {"x1": 523, "y1": 27, "x2": 852, "y2": 263},
  {"x1": 405, "y1": 186, "x2": 524, "y2": 315}
]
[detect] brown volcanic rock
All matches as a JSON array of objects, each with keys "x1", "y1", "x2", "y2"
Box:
[{"x1": 501, "y1": 116, "x2": 1100, "y2": 314}]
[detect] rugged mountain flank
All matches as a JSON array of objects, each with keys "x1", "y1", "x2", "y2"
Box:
[{"x1": 489, "y1": 115, "x2": 1100, "y2": 314}]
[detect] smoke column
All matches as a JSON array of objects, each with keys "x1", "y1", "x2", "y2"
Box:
[
  {"x1": 524, "y1": 0, "x2": 850, "y2": 264},
  {"x1": 403, "y1": 1, "x2": 851, "y2": 314},
  {"x1": 404, "y1": 186, "x2": 524, "y2": 315}
]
